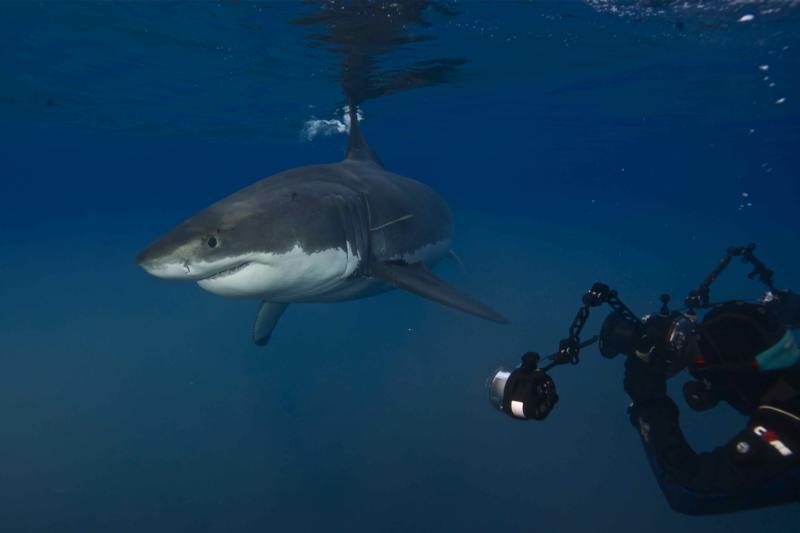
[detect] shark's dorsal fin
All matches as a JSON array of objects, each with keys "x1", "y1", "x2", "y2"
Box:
[{"x1": 345, "y1": 105, "x2": 384, "y2": 168}]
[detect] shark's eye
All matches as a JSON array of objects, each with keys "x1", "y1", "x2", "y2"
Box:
[{"x1": 207, "y1": 237, "x2": 218, "y2": 248}]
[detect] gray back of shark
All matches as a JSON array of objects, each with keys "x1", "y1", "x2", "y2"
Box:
[{"x1": 136, "y1": 108, "x2": 507, "y2": 346}]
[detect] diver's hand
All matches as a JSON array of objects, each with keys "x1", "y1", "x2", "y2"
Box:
[{"x1": 624, "y1": 355, "x2": 667, "y2": 405}]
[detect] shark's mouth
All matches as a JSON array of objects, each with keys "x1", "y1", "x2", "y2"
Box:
[{"x1": 203, "y1": 262, "x2": 252, "y2": 281}]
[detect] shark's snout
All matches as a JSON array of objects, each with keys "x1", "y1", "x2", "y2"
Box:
[
  {"x1": 134, "y1": 247, "x2": 153, "y2": 268},
  {"x1": 139, "y1": 260, "x2": 190, "y2": 279},
  {"x1": 136, "y1": 245, "x2": 191, "y2": 279}
]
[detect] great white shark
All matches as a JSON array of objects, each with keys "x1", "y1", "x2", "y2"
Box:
[{"x1": 136, "y1": 108, "x2": 507, "y2": 346}]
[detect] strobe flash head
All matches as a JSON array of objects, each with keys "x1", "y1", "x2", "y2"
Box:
[
  {"x1": 488, "y1": 368, "x2": 512, "y2": 412},
  {"x1": 487, "y1": 353, "x2": 559, "y2": 421}
]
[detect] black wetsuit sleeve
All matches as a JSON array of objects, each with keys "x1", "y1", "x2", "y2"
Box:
[{"x1": 629, "y1": 398, "x2": 800, "y2": 515}]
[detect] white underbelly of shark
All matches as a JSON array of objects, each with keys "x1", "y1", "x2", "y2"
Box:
[
  {"x1": 196, "y1": 243, "x2": 360, "y2": 301},
  {"x1": 196, "y1": 239, "x2": 452, "y2": 303}
]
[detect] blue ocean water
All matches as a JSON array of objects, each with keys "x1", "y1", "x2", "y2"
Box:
[{"x1": 1, "y1": 1, "x2": 799, "y2": 531}]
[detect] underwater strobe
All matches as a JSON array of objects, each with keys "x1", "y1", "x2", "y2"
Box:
[
  {"x1": 488, "y1": 352, "x2": 560, "y2": 420},
  {"x1": 488, "y1": 244, "x2": 800, "y2": 421}
]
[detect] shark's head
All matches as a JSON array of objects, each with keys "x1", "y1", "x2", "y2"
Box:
[
  {"x1": 136, "y1": 183, "x2": 361, "y2": 300},
  {"x1": 136, "y1": 216, "x2": 238, "y2": 282},
  {"x1": 135, "y1": 194, "x2": 269, "y2": 286}
]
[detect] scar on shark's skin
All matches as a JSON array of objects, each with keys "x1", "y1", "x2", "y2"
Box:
[
  {"x1": 370, "y1": 214, "x2": 414, "y2": 231},
  {"x1": 136, "y1": 105, "x2": 507, "y2": 347}
]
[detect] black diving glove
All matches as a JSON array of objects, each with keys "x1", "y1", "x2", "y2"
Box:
[{"x1": 624, "y1": 355, "x2": 668, "y2": 406}]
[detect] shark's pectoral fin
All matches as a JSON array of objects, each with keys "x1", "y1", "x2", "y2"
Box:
[
  {"x1": 369, "y1": 259, "x2": 509, "y2": 324},
  {"x1": 253, "y1": 301, "x2": 289, "y2": 346}
]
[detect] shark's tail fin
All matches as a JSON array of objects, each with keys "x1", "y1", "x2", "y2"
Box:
[{"x1": 345, "y1": 103, "x2": 384, "y2": 168}]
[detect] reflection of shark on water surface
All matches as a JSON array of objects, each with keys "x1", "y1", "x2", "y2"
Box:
[{"x1": 136, "y1": 106, "x2": 507, "y2": 346}]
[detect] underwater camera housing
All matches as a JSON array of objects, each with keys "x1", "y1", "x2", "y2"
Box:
[
  {"x1": 488, "y1": 244, "x2": 794, "y2": 421},
  {"x1": 600, "y1": 308, "x2": 698, "y2": 378}
]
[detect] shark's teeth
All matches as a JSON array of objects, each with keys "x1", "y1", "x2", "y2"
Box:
[{"x1": 204, "y1": 262, "x2": 251, "y2": 280}]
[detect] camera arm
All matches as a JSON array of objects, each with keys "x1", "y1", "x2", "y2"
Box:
[
  {"x1": 524, "y1": 244, "x2": 796, "y2": 375},
  {"x1": 538, "y1": 282, "x2": 645, "y2": 371},
  {"x1": 685, "y1": 244, "x2": 776, "y2": 312},
  {"x1": 494, "y1": 282, "x2": 647, "y2": 421}
]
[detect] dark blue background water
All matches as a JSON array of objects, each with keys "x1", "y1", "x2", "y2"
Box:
[{"x1": 1, "y1": 1, "x2": 799, "y2": 531}]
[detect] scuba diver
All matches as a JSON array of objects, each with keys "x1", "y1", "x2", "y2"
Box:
[{"x1": 488, "y1": 244, "x2": 800, "y2": 514}]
